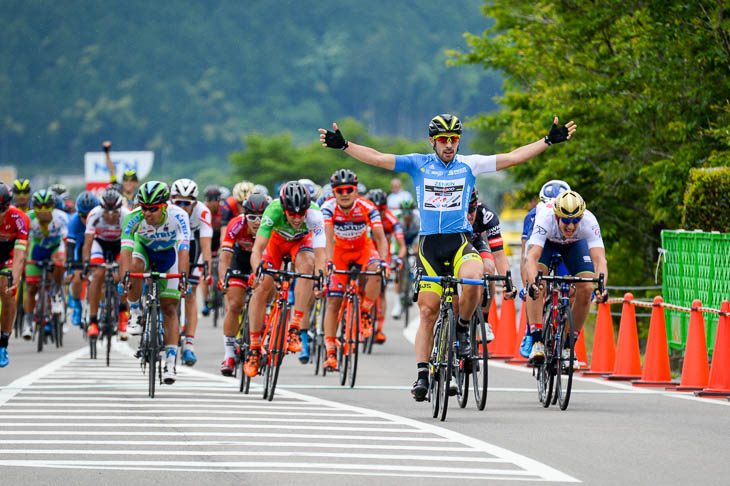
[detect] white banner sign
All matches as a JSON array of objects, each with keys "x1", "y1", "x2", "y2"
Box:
[{"x1": 84, "y1": 151, "x2": 154, "y2": 183}]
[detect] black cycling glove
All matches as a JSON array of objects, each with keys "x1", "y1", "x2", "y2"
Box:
[
  {"x1": 544, "y1": 121, "x2": 570, "y2": 145},
  {"x1": 323, "y1": 128, "x2": 349, "y2": 150}
]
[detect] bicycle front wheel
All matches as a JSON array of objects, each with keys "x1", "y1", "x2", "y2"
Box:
[
  {"x1": 438, "y1": 308, "x2": 455, "y2": 422},
  {"x1": 265, "y1": 301, "x2": 288, "y2": 401},
  {"x1": 538, "y1": 307, "x2": 555, "y2": 408},
  {"x1": 471, "y1": 310, "x2": 489, "y2": 410},
  {"x1": 429, "y1": 318, "x2": 444, "y2": 419},
  {"x1": 348, "y1": 298, "x2": 360, "y2": 388},
  {"x1": 557, "y1": 306, "x2": 575, "y2": 410},
  {"x1": 148, "y1": 304, "x2": 159, "y2": 399},
  {"x1": 239, "y1": 309, "x2": 251, "y2": 394}
]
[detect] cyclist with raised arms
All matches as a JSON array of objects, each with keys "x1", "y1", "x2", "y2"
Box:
[
  {"x1": 320, "y1": 114, "x2": 576, "y2": 400},
  {"x1": 219, "y1": 192, "x2": 269, "y2": 376},
  {"x1": 103, "y1": 141, "x2": 138, "y2": 209},
  {"x1": 320, "y1": 170, "x2": 389, "y2": 370},
  {"x1": 243, "y1": 181, "x2": 326, "y2": 378},
  {"x1": 524, "y1": 190, "x2": 607, "y2": 365},
  {"x1": 170, "y1": 178, "x2": 213, "y2": 366},
  {"x1": 22, "y1": 190, "x2": 68, "y2": 339},
  {"x1": 121, "y1": 181, "x2": 190, "y2": 384},
  {"x1": 66, "y1": 191, "x2": 99, "y2": 329},
  {"x1": 11, "y1": 179, "x2": 32, "y2": 213},
  {"x1": 0, "y1": 182, "x2": 30, "y2": 367},
  {"x1": 366, "y1": 188, "x2": 405, "y2": 344},
  {"x1": 83, "y1": 188, "x2": 129, "y2": 339}
]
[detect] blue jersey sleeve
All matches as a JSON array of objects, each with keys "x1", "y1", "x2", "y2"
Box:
[
  {"x1": 522, "y1": 208, "x2": 536, "y2": 241},
  {"x1": 394, "y1": 154, "x2": 423, "y2": 175}
]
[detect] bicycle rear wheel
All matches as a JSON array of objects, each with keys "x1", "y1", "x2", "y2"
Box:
[
  {"x1": 148, "y1": 304, "x2": 158, "y2": 399},
  {"x1": 363, "y1": 297, "x2": 376, "y2": 355},
  {"x1": 337, "y1": 300, "x2": 350, "y2": 386},
  {"x1": 36, "y1": 284, "x2": 48, "y2": 353},
  {"x1": 14, "y1": 281, "x2": 24, "y2": 338},
  {"x1": 471, "y1": 310, "x2": 489, "y2": 410},
  {"x1": 239, "y1": 309, "x2": 251, "y2": 394},
  {"x1": 438, "y1": 309, "x2": 455, "y2": 422},
  {"x1": 538, "y1": 308, "x2": 555, "y2": 408},
  {"x1": 557, "y1": 307, "x2": 575, "y2": 410}
]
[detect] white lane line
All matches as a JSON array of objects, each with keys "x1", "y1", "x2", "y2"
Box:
[
  {"x1": 0, "y1": 459, "x2": 538, "y2": 477},
  {"x1": 0, "y1": 440, "x2": 477, "y2": 451},
  {"x1": 8, "y1": 391, "x2": 268, "y2": 397},
  {"x1": 0, "y1": 415, "x2": 394, "y2": 425},
  {"x1": 0, "y1": 431, "x2": 456, "y2": 442},
  {"x1": 3, "y1": 397, "x2": 294, "y2": 404},
  {"x1": 0, "y1": 347, "x2": 89, "y2": 406},
  {"x1": 0, "y1": 408, "x2": 358, "y2": 415},
  {"x1": 0, "y1": 449, "x2": 506, "y2": 463},
  {"x1": 0, "y1": 422, "x2": 426, "y2": 433},
  {"x1": 0, "y1": 403, "x2": 329, "y2": 411}
]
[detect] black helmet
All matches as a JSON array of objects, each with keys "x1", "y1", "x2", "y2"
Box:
[
  {"x1": 367, "y1": 189, "x2": 387, "y2": 209},
  {"x1": 49, "y1": 183, "x2": 68, "y2": 197},
  {"x1": 32, "y1": 189, "x2": 55, "y2": 208},
  {"x1": 203, "y1": 185, "x2": 221, "y2": 201},
  {"x1": 428, "y1": 114, "x2": 462, "y2": 137},
  {"x1": 0, "y1": 182, "x2": 11, "y2": 207},
  {"x1": 100, "y1": 188, "x2": 124, "y2": 211},
  {"x1": 12, "y1": 179, "x2": 31, "y2": 196},
  {"x1": 243, "y1": 192, "x2": 270, "y2": 215},
  {"x1": 330, "y1": 169, "x2": 358, "y2": 188},
  {"x1": 469, "y1": 188, "x2": 479, "y2": 210},
  {"x1": 108, "y1": 182, "x2": 123, "y2": 194},
  {"x1": 137, "y1": 181, "x2": 169, "y2": 205},
  {"x1": 279, "y1": 181, "x2": 310, "y2": 215}
]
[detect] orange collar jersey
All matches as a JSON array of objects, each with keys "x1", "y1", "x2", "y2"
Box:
[{"x1": 321, "y1": 196, "x2": 383, "y2": 251}]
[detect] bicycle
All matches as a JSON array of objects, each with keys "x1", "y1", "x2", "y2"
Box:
[
  {"x1": 329, "y1": 262, "x2": 385, "y2": 388},
  {"x1": 256, "y1": 257, "x2": 322, "y2": 401},
  {"x1": 177, "y1": 262, "x2": 208, "y2": 366},
  {"x1": 28, "y1": 260, "x2": 64, "y2": 352},
  {"x1": 309, "y1": 293, "x2": 326, "y2": 375},
  {"x1": 84, "y1": 257, "x2": 120, "y2": 366},
  {"x1": 398, "y1": 249, "x2": 416, "y2": 327},
  {"x1": 13, "y1": 273, "x2": 25, "y2": 339},
  {"x1": 125, "y1": 269, "x2": 187, "y2": 399},
  {"x1": 413, "y1": 269, "x2": 513, "y2": 421},
  {"x1": 532, "y1": 260, "x2": 604, "y2": 410},
  {"x1": 206, "y1": 256, "x2": 224, "y2": 328},
  {"x1": 220, "y1": 268, "x2": 253, "y2": 394}
]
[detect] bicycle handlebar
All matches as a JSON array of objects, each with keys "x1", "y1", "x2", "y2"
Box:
[
  {"x1": 0, "y1": 270, "x2": 13, "y2": 287},
  {"x1": 535, "y1": 271, "x2": 605, "y2": 296},
  {"x1": 223, "y1": 268, "x2": 250, "y2": 290}
]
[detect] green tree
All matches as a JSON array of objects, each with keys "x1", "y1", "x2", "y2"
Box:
[{"x1": 454, "y1": 0, "x2": 730, "y2": 284}]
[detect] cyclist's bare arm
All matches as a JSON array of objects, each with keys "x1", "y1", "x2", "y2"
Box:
[
  {"x1": 493, "y1": 249, "x2": 510, "y2": 275},
  {"x1": 319, "y1": 123, "x2": 396, "y2": 170},
  {"x1": 395, "y1": 234, "x2": 407, "y2": 260},
  {"x1": 324, "y1": 225, "x2": 335, "y2": 263},
  {"x1": 371, "y1": 226, "x2": 389, "y2": 262},
  {"x1": 82, "y1": 233, "x2": 94, "y2": 263},
  {"x1": 201, "y1": 236, "x2": 212, "y2": 278},
  {"x1": 219, "y1": 250, "x2": 232, "y2": 282},
  {"x1": 589, "y1": 246, "x2": 608, "y2": 286},
  {"x1": 495, "y1": 117, "x2": 576, "y2": 170},
  {"x1": 313, "y1": 247, "x2": 326, "y2": 278},
  {"x1": 525, "y1": 243, "x2": 544, "y2": 289},
  {"x1": 103, "y1": 141, "x2": 116, "y2": 182},
  {"x1": 178, "y1": 248, "x2": 190, "y2": 275},
  {"x1": 249, "y1": 235, "x2": 269, "y2": 272},
  {"x1": 520, "y1": 239, "x2": 528, "y2": 287},
  {"x1": 10, "y1": 248, "x2": 25, "y2": 292}
]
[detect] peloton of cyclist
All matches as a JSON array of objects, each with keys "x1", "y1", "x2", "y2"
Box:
[
  {"x1": 244, "y1": 181, "x2": 326, "y2": 378},
  {"x1": 218, "y1": 192, "x2": 269, "y2": 376},
  {"x1": 0, "y1": 182, "x2": 30, "y2": 367},
  {"x1": 320, "y1": 170, "x2": 389, "y2": 370},
  {"x1": 66, "y1": 191, "x2": 99, "y2": 329},
  {"x1": 524, "y1": 190, "x2": 608, "y2": 366},
  {"x1": 201, "y1": 185, "x2": 223, "y2": 317},
  {"x1": 320, "y1": 113, "x2": 577, "y2": 400}
]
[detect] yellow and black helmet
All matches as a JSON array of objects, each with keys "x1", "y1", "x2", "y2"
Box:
[
  {"x1": 553, "y1": 190, "x2": 586, "y2": 219},
  {"x1": 12, "y1": 179, "x2": 31, "y2": 195},
  {"x1": 428, "y1": 114, "x2": 462, "y2": 137}
]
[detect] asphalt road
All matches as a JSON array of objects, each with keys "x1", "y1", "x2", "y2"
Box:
[{"x1": 1, "y1": 292, "x2": 729, "y2": 485}]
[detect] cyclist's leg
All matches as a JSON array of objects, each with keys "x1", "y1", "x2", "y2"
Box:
[
  {"x1": 221, "y1": 248, "x2": 250, "y2": 374},
  {"x1": 182, "y1": 252, "x2": 203, "y2": 365},
  {"x1": 0, "y1": 259, "x2": 16, "y2": 365},
  {"x1": 561, "y1": 240, "x2": 595, "y2": 336},
  {"x1": 87, "y1": 266, "x2": 106, "y2": 336},
  {"x1": 525, "y1": 242, "x2": 553, "y2": 361},
  {"x1": 23, "y1": 246, "x2": 47, "y2": 336},
  {"x1": 126, "y1": 239, "x2": 149, "y2": 334},
  {"x1": 289, "y1": 238, "x2": 314, "y2": 352}
]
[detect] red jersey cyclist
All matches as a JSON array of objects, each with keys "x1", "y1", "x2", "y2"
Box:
[
  {"x1": 320, "y1": 170, "x2": 390, "y2": 371},
  {"x1": 219, "y1": 192, "x2": 269, "y2": 376}
]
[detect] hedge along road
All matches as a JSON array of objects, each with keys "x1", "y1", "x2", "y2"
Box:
[{"x1": 1, "y1": 291, "x2": 729, "y2": 486}]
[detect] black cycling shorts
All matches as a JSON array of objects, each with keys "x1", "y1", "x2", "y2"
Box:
[{"x1": 416, "y1": 233, "x2": 482, "y2": 297}]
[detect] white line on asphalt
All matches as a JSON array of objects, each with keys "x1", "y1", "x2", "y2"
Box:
[
  {"x1": 0, "y1": 415, "x2": 395, "y2": 425},
  {"x1": 0, "y1": 431, "x2": 457, "y2": 442},
  {"x1": 0, "y1": 408, "x2": 359, "y2": 414},
  {"x1": 0, "y1": 449, "x2": 506, "y2": 463},
  {"x1": 0, "y1": 422, "x2": 427, "y2": 433}
]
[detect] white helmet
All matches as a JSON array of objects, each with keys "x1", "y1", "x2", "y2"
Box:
[
  {"x1": 219, "y1": 185, "x2": 231, "y2": 199},
  {"x1": 539, "y1": 180, "x2": 571, "y2": 203},
  {"x1": 233, "y1": 180, "x2": 254, "y2": 203},
  {"x1": 253, "y1": 183, "x2": 269, "y2": 196},
  {"x1": 171, "y1": 178, "x2": 199, "y2": 199}
]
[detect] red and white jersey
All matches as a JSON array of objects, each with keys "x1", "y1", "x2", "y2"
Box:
[
  {"x1": 221, "y1": 214, "x2": 255, "y2": 252},
  {"x1": 189, "y1": 201, "x2": 213, "y2": 238},
  {"x1": 321, "y1": 196, "x2": 382, "y2": 251},
  {"x1": 380, "y1": 209, "x2": 404, "y2": 239},
  {"x1": 0, "y1": 206, "x2": 30, "y2": 255},
  {"x1": 85, "y1": 206, "x2": 130, "y2": 242}
]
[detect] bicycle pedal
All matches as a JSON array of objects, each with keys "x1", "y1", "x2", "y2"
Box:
[{"x1": 448, "y1": 386, "x2": 457, "y2": 397}]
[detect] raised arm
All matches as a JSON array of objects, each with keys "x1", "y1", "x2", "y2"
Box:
[
  {"x1": 103, "y1": 141, "x2": 116, "y2": 183},
  {"x1": 319, "y1": 123, "x2": 396, "y2": 170},
  {"x1": 495, "y1": 117, "x2": 576, "y2": 170}
]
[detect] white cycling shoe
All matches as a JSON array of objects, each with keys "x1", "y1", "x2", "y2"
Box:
[
  {"x1": 127, "y1": 312, "x2": 144, "y2": 336},
  {"x1": 485, "y1": 322, "x2": 495, "y2": 343},
  {"x1": 391, "y1": 300, "x2": 403, "y2": 319},
  {"x1": 163, "y1": 362, "x2": 176, "y2": 385}
]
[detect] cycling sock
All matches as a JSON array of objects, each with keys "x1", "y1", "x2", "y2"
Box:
[
  {"x1": 458, "y1": 317, "x2": 470, "y2": 329},
  {"x1": 299, "y1": 328, "x2": 309, "y2": 343},
  {"x1": 325, "y1": 336, "x2": 336, "y2": 355},
  {"x1": 531, "y1": 329, "x2": 543, "y2": 342},
  {"x1": 224, "y1": 335, "x2": 237, "y2": 359},
  {"x1": 90, "y1": 316, "x2": 98, "y2": 325},
  {"x1": 529, "y1": 321, "x2": 543, "y2": 333},
  {"x1": 0, "y1": 332, "x2": 10, "y2": 348},
  {"x1": 250, "y1": 331, "x2": 262, "y2": 350},
  {"x1": 289, "y1": 310, "x2": 304, "y2": 330},
  {"x1": 185, "y1": 335, "x2": 194, "y2": 348},
  {"x1": 572, "y1": 330, "x2": 580, "y2": 343},
  {"x1": 128, "y1": 299, "x2": 141, "y2": 313},
  {"x1": 165, "y1": 345, "x2": 176, "y2": 360},
  {"x1": 24, "y1": 313, "x2": 33, "y2": 326},
  {"x1": 417, "y1": 362, "x2": 428, "y2": 380}
]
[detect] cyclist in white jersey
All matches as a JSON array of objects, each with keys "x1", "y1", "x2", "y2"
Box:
[
  {"x1": 170, "y1": 178, "x2": 213, "y2": 367},
  {"x1": 320, "y1": 114, "x2": 577, "y2": 401},
  {"x1": 83, "y1": 188, "x2": 129, "y2": 338},
  {"x1": 121, "y1": 181, "x2": 190, "y2": 384}
]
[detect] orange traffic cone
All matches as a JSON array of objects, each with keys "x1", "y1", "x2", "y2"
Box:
[
  {"x1": 673, "y1": 299, "x2": 710, "y2": 391},
  {"x1": 582, "y1": 302, "x2": 616, "y2": 376},
  {"x1": 486, "y1": 299, "x2": 507, "y2": 357},
  {"x1": 606, "y1": 293, "x2": 642, "y2": 380},
  {"x1": 696, "y1": 301, "x2": 730, "y2": 397},
  {"x1": 489, "y1": 294, "x2": 516, "y2": 359},
  {"x1": 633, "y1": 296, "x2": 677, "y2": 387},
  {"x1": 507, "y1": 301, "x2": 529, "y2": 364}
]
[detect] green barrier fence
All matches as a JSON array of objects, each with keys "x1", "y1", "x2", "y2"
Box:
[{"x1": 661, "y1": 230, "x2": 730, "y2": 353}]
